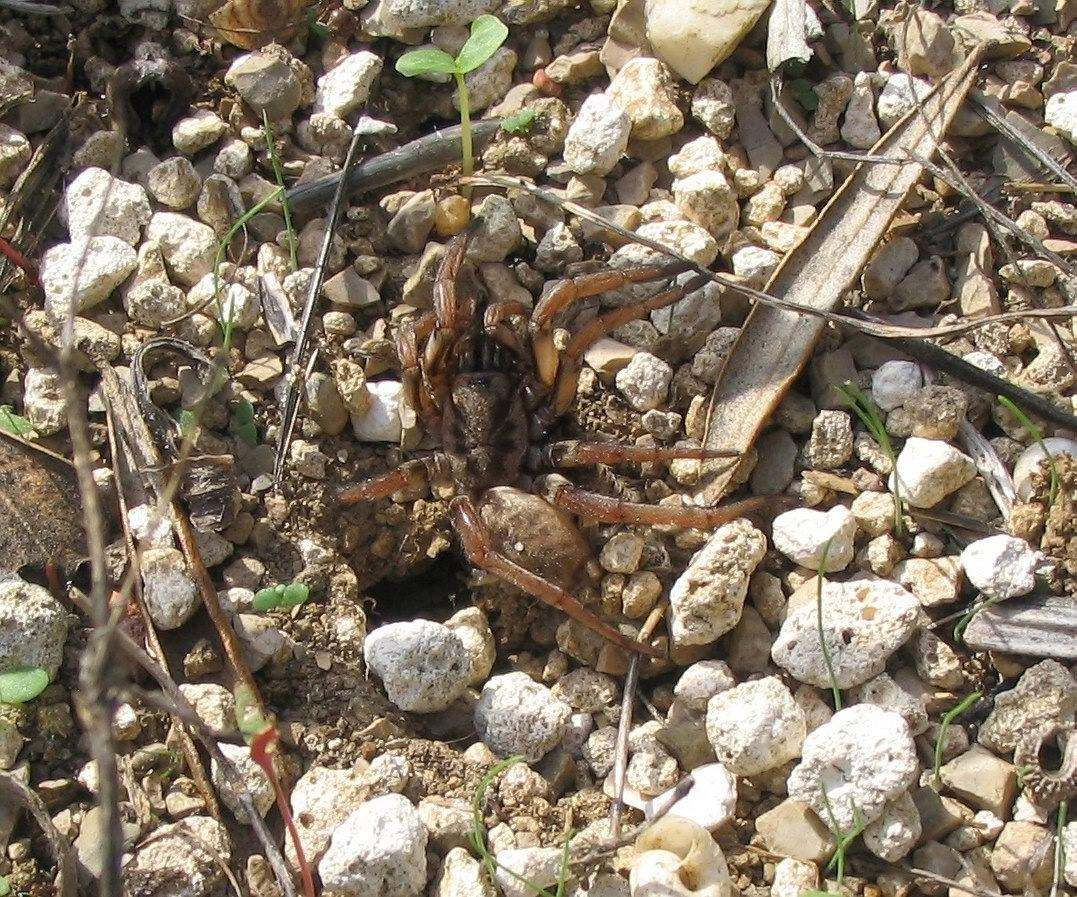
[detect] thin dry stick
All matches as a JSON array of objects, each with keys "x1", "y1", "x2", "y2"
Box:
[{"x1": 0, "y1": 771, "x2": 77, "y2": 897}]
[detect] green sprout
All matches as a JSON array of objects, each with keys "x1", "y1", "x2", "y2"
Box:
[
  {"x1": 501, "y1": 107, "x2": 537, "y2": 134},
  {"x1": 0, "y1": 875, "x2": 9, "y2": 897},
  {"x1": 0, "y1": 405, "x2": 31, "y2": 436},
  {"x1": 839, "y1": 382, "x2": 905, "y2": 536},
  {"x1": 953, "y1": 594, "x2": 1004, "y2": 643},
  {"x1": 252, "y1": 581, "x2": 310, "y2": 612},
  {"x1": 933, "y1": 691, "x2": 982, "y2": 786},
  {"x1": 262, "y1": 110, "x2": 298, "y2": 272},
  {"x1": 229, "y1": 398, "x2": 258, "y2": 446},
  {"x1": 1054, "y1": 801, "x2": 1068, "y2": 897},
  {"x1": 803, "y1": 784, "x2": 867, "y2": 897},
  {"x1": 997, "y1": 395, "x2": 1059, "y2": 508},
  {"x1": 395, "y1": 15, "x2": 509, "y2": 186},
  {"x1": 0, "y1": 667, "x2": 49, "y2": 704},
  {"x1": 816, "y1": 539, "x2": 842, "y2": 711}
]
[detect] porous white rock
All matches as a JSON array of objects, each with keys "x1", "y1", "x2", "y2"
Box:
[
  {"x1": 672, "y1": 170, "x2": 739, "y2": 239},
  {"x1": 64, "y1": 167, "x2": 151, "y2": 245},
  {"x1": 1013, "y1": 438, "x2": 1077, "y2": 501},
  {"x1": 172, "y1": 109, "x2": 227, "y2": 154},
  {"x1": 841, "y1": 72, "x2": 881, "y2": 149},
  {"x1": 787, "y1": 704, "x2": 918, "y2": 829},
  {"x1": 41, "y1": 237, "x2": 138, "y2": 316},
  {"x1": 433, "y1": 848, "x2": 493, "y2": 897},
  {"x1": 563, "y1": 93, "x2": 631, "y2": 177},
  {"x1": 706, "y1": 677, "x2": 806, "y2": 775},
  {"x1": 668, "y1": 519, "x2": 767, "y2": 647},
  {"x1": 616, "y1": 352, "x2": 673, "y2": 412},
  {"x1": 890, "y1": 437, "x2": 976, "y2": 508},
  {"x1": 960, "y1": 534, "x2": 1040, "y2": 600},
  {"x1": 141, "y1": 547, "x2": 200, "y2": 630},
  {"x1": 288, "y1": 765, "x2": 372, "y2": 869},
  {"x1": 495, "y1": 848, "x2": 564, "y2": 897},
  {"x1": 22, "y1": 368, "x2": 65, "y2": 435},
  {"x1": 877, "y1": 73, "x2": 932, "y2": 129},
  {"x1": 731, "y1": 244, "x2": 780, "y2": 286},
  {"x1": 1063, "y1": 821, "x2": 1077, "y2": 887},
  {"x1": 210, "y1": 742, "x2": 274, "y2": 823},
  {"x1": 668, "y1": 136, "x2": 726, "y2": 179},
  {"x1": 146, "y1": 157, "x2": 202, "y2": 209},
  {"x1": 772, "y1": 858, "x2": 818, "y2": 897},
  {"x1": 643, "y1": 762, "x2": 737, "y2": 830},
  {"x1": 444, "y1": 606, "x2": 496, "y2": 686},
  {"x1": 771, "y1": 506, "x2": 856, "y2": 571},
  {"x1": 378, "y1": 0, "x2": 499, "y2": 28},
  {"x1": 319, "y1": 794, "x2": 427, "y2": 897},
  {"x1": 315, "y1": 51, "x2": 383, "y2": 117},
  {"x1": 177, "y1": 683, "x2": 237, "y2": 737},
  {"x1": 1046, "y1": 90, "x2": 1077, "y2": 146},
  {"x1": 475, "y1": 672, "x2": 571, "y2": 762},
  {"x1": 673, "y1": 659, "x2": 735, "y2": 712},
  {"x1": 350, "y1": 380, "x2": 404, "y2": 442},
  {"x1": 772, "y1": 579, "x2": 920, "y2": 689},
  {"x1": 853, "y1": 673, "x2": 928, "y2": 736},
  {"x1": 632, "y1": 221, "x2": 719, "y2": 267},
  {"x1": 607, "y1": 57, "x2": 684, "y2": 140},
  {"x1": 871, "y1": 360, "x2": 923, "y2": 411},
  {"x1": 691, "y1": 77, "x2": 736, "y2": 138},
  {"x1": 0, "y1": 578, "x2": 69, "y2": 680},
  {"x1": 363, "y1": 620, "x2": 470, "y2": 713},
  {"x1": 551, "y1": 668, "x2": 619, "y2": 713},
  {"x1": 145, "y1": 213, "x2": 217, "y2": 288},
  {"x1": 213, "y1": 282, "x2": 260, "y2": 331},
  {"x1": 122, "y1": 816, "x2": 231, "y2": 897},
  {"x1": 863, "y1": 791, "x2": 921, "y2": 861}
]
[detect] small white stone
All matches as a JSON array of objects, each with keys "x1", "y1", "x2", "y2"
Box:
[
  {"x1": 1062, "y1": 821, "x2": 1077, "y2": 887},
  {"x1": 606, "y1": 57, "x2": 683, "y2": 140},
  {"x1": 172, "y1": 109, "x2": 227, "y2": 154},
  {"x1": 1045, "y1": 90, "x2": 1077, "y2": 146},
  {"x1": 288, "y1": 765, "x2": 373, "y2": 869},
  {"x1": 890, "y1": 437, "x2": 976, "y2": 508},
  {"x1": 475, "y1": 672, "x2": 570, "y2": 762},
  {"x1": 433, "y1": 848, "x2": 493, "y2": 897},
  {"x1": 863, "y1": 791, "x2": 921, "y2": 861},
  {"x1": 644, "y1": 762, "x2": 737, "y2": 830},
  {"x1": 645, "y1": 0, "x2": 772, "y2": 84},
  {"x1": 315, "y1": 51, "x2": 383, "y2": 117},
  {"x1": 772, "y1": 505, "x2": 856, "y2": 571},
  {"x1": 452, "y1": 47, "x2": 516, "y2": 114},
  {"x1": 146, "y1": 157, "x2": 202, "y2": 210},
  {"x1": 141, "y1": 547, "x2": 200, "y2": 630},
  {"x1": 841, "y1": 72, "x2": 881, "y2": 149},
  {"x1": 632, "y1": 221, "x2": 719, "y2": 267},
  {"x1": 673, "y1": 659, "x2": 735, "y2": 712},
  {"x1": 960, "y1": 534, "x2": 1041, "y2": 600},
  {"x1": 122, "y1": 816, "x2": 231, "y2": 897},
  {"x1": 563, "y1": 92, "x2": 631, "y2": 177},
  {"x1": 788, "y1": 704, "x2": 917, "y2": 829},
  {"x1": 319, "y1": 794, "x2": 427, "y2": 897},
  {"x1": 616, "y1": 352, "x2": 673, "y2": 412},
  {"x1": 41, "y1": 237, "x2": 138, "y2": 316},
  {"x1": 871, "y1": 360, "x2": 923, "y2": 411},
  {"x1": 691, "y1": 77, "x2": 736, "y2": 138},
  {"x1": 599, "y1": 532, "x2": 646, "y2": 574},
  {"x1": 853, "y1": 673, "x2": 928, "y2": 736},
  {"x1": 731, "y1": 244, "x2": 780, "y2": 286},
  {"x1": 877, "y1": 73, "x2": 932, "y2": 129},
  {"x1": 145, "y1": 212, "x2": 218, "y2": 288},
  {"x1": 350, "y1": 380, "x2": 404, "y2": 442},
  {"x1": 64, "y1": 167, "x2": 151, "y2": 245},
  {"x1": 673, "y1": 170, "x2": 739, "y2": 239},
  {"x1": 233, "y1": 614, "x2": 285, "y2": 671},
  {"x1": 363, "y1": 620, "x2": 471, "y2": 713},
  {"x1": 772, "y1": 579, "x2": 920, "y2": 689},
  {"x1": 494, "y1": 848, "x2": 564, "y2": 897},
  {"x1": 772, "y1": 858, "x2": 818, "y2": 897},
  {"x1": 668, "y1": 135, "x2": 726, "y2": 178},
  {"x1": 178, "y1": 683, "x2": 237, "y2": 737},
  {"x1": 213, "y1": 282, "x2": 260, "y2": 331},
  {"x1": 211, "y1": 742, "x2": 274, "y2": 823},
  {"x1": 0, "y1": 123, "x2": 30, "y2": 188},
  {"x1": 706, "y1": 677, "x2": 806, "y2": 775},
  {"x1": 669, "y1": 519, "x2": 767, "y2": 647},
  {"x1": 551, "y1": 668, "x2": 619, "y2": 712},
  {"x1": 22, "y1": 368, "x2": 65, "y2": 435},
  {"x1": 0, "y1": 578, "x2": 69, "y2": 680},
  {"x1": 444, "y1": 606, "x2": 496, "y2": 686},
  {"x1": 1012, "y1": 437, "x2": 1077, "y2": 501}
]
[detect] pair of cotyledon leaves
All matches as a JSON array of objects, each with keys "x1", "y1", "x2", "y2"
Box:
[{"x1": 395, "y1": 14, "x2": 509, "y2": 80}]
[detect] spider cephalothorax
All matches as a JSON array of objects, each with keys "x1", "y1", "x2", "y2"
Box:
[{"x1": 339, "y1": 230, "x2": 769, "y2": 657}]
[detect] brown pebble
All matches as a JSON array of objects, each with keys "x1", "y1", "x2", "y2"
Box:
[{"x1": 434, "y1": 195, "x2": 471, "y2": 237}]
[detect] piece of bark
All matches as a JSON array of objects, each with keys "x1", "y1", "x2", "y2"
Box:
[{"x1": 963, "y1": 594, "x2": 1077, "y2": 660}]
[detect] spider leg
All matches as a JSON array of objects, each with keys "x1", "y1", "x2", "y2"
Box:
[
  {"x1": 450, "y1": 495, "x2": 664, "y2": 658},
  {"x1": 483, "y1": 300, "x2": 530, "y2": 361},
  {"x1": 552, "y1": 486, "x2": 788, "y2": 528},
  {"x1": 337, "y1": 460, "x2": 429, "y2": 506},
  {"x1": 543, "y1": 440, "x2": 740, "y2": 467}
]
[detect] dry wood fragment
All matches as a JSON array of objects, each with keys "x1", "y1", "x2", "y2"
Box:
[{"x1": 962, "y1": 594, "x2": 1077, "y2": 660}]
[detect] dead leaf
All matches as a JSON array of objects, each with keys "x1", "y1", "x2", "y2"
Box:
[{"x1": 209, "y1": 0, "x2": 311, "y2": 49}]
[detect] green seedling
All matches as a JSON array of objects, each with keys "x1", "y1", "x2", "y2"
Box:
[
  {"x1": 0, "y1": 405, "x2": 31, "y2": 436},
  {"x1": 803, "y1": 784, "x2": 867, "y2": 897},
  {"x1": 839, "y1": 382, "x2": 905, "y2": 536},
  {"x1": 816, "y1": 539, "x2": 842, "y2": 712},
  {"x1": 1053, "y1": 801, "x2": 1068, "y2": 897},
  {"x1": 395, "y1": 15, "x2": 509, "y2": 185},
  {"x1": 933, "y1": 691, "x2": 982, "y2": 786},
  {"x1": 501, "y1": 107, "x2": 537, "y2": 134},
  {"x1": 0, "y1": 875, "x2": 10, "y2": 897},
  {"x1": 953, "y1": 594, "x2": 1003, "y2": 643},
  {"x1": 0, "y1": 667, "x2": 49, "y2": 704},
  {"x1": 997, "y1": 395, "x2": 1059, "y2": 507},
  {"x1": 252, "y1": 581, "x2": 310, "y2": 612},
  {"x1": 262, "y1": 110, "x2": 298, "y2": 272},
  {"x1": 229, "y1": 398, "x2": 258, "y2": 446}
]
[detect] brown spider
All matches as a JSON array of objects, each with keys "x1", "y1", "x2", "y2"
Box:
[{"x1": 339, "y1": 232, "x2": 770, "y2": 657}]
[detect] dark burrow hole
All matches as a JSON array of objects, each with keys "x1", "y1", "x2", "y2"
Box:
[
  {"x1": 367, "y1": 551, "x2": 469, "y2": 627},
  {"x1": 1038, "y1": 735, "x2": 1064, "y2": 773}
]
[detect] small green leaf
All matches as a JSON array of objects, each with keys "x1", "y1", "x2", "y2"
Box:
[
  {"x1": 455, "y1": 14, "x2": 508, "y2": 74},
  {"x1": 235, "y1": 684, "x2": 271, "y2": 740},
  {"x1": 789, "y1": 77, "x2": 819, "y2": 112},
  {"x1": 0, "y1": 874, "x2": 10, "y2": 897},
  {"x1": 178, "y1": 409, "x2": 197, "y2": 437},
  {"x1": 501, "y1": 107, "x2": 537, "y2": 134},
  {"x1": 0, "y1": 405, "x2": 32, "y2": 436},
  {"x1": 0, "y1": 667, "x2": 49, "y2": 704},
  {"x1": 230, "y1": 399, "x2": 258, "y2": 446},
  {"x1": 396, "y1": 47, "x2": 458, "y2": 78},
  {"x1": 252, "y1": 588, "x2": 282, "y2": 612},
  {"x1": 234, "y1": 399, "x2": 255, "y2": 425},
  {"x1": 281, "y1": 582, "x2": 310, "y2": 608}
]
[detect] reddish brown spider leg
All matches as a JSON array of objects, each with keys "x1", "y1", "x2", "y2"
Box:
[
  {"x1": 338, "y1": 460, "x2": 428, "y2": 507},
  {"x1": 450, "y1": 495, "x2": 664, "y2": 658},
  {"x1": 433, "y1": 233, "x2": 470, "y2": 332},
  {"x1": 483, "y1": 301, "x2": 530, "y2": 359},
  {"x1": 544, "y1": 441, "x2": 741, "y2": 467},
  {"x1": 553, "y1": 486, "x2": 787, "y2": 528}
]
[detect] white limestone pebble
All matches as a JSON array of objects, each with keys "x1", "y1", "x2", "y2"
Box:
[
  {"x1": 960, "y1": 534, "x2": 1041, "y2": 600},
  {"x1": 1012, "y1": 437, "x2": 1077, "y2": 501},
  {"x1": 315, "y1": 51, "x2": 383, "y2": 117},
  {"x1": 877, "y1": 73, "x2": 932, "y2": 129},
  {"x1": 0, "y1": 578, "x2": 69, "y2": 680},
  {"x1": 475, "y1": 672, "x2": 570, "y2": 762},
  {"x1": 145, "y1": 212, "x2": 217, "y2": 288},
  {"x1": 319, "y1": 794, "x2": 427, "y2": 897},
  {"x1": 771, "y1": 579, "x2": 920, "y2": 689},
  {"x1": 643, "y1": 762, "x2": 737, "y2": 830},
  {"x1": 863, "y1": 791, "x2": 922, "y2": 861},
  {"x1": 444, "y1": 606, "x2": 496, "y2": 686},
  {"x1": 287, "y1": 765, "x2": 373, "y2": 869},
  {"x1": 41, "y1": 237, "x2": 138, "y2": 316},
  {"x1": 668, "y1": 519, "x2": 767, "y2": 647},
  {"x1": 706, "y1": 677, "x2": 806, "y2": 775},
  {"x1": 177, "y1": 683, "x2": 237, "y2": 738},
  {"x1": 210, "y1": 742, "x2": 274, "y2": 823},
  {"x1": 616, "y1": 352, "x2": 673, "y2": 412},
  {"x1": 22, "y1": 368, "x2": 65, "y2": 435},
  {"x1": 495, "y1": 848, "x2": 564, "y2": 897},
  {"x1": 673, "y1": 659, "x2": 735, "y2": 712},
  {"x1": 172, "y1": 109, "x2": 227, "y2": 153},
  {"x1": 563, "y1": 93, "x2": 631, "y2": 177},
  {"x1": 772, "y1": 858, "x2": 818, "y2": 897},
  {"x1": 606, "y1": 57, "x2": 684, "y2": 140},
  {"x1": 122, "y1": 816, "x2": 231, "y2": 897},
  {"x1": 141, "y1": 547, "x2": 200, "y2": 630},
  {"x1": 890, "y1": 437, "x2": 976, "y2": 508},
  {"x1": 788, "y1": 704, "x2": 918, "y2": 829},
  {"x1": 1063, "y1": 821, "x2": 1077, "y2": 887},
  {"x1": 871, "y1": 360, "x2": 923, "y2": 412},
  {"x1": 772, "y1": 506, "x2": 856, "y2": 572},
  {"x1": 1046, "y1": 90, "x2": 1077, "y2": 146},
  {"x1": 363, "y1": 620, "x2": 470, "y2": 713},
  {"x1": 64, "y1": 166, "x2": 151, "y2": 245},
  {"x1": 673, "y1": 170, "x2": 740, "y2": 239},
  {"x1": 350, "y1": 380, "x2": 404, "y2": 442}
]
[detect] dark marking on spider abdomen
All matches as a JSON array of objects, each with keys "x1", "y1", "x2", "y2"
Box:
[{"x1": 443, "y1": 372, "x2": 529, "y2": 490}]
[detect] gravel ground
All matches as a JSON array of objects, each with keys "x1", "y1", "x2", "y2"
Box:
[{"x1": 0, "y1": 1, "x2": 1075, "y2": 897}]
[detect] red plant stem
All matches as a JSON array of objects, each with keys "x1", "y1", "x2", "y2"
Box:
[
  {"x1": 251, "y1": 727, "x2": 316, "y2": 897},
  {"x1": 0, "y1": 235, "x2": 40, "y2": 288}
]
